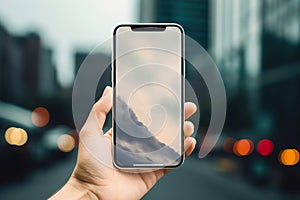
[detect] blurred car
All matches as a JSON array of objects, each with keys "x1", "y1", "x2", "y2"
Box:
[
  {"x1": 0, "y1": 101, "x2": 38, "y2": 182},
  {"x1": 0, "y1": 101, "x2": 74, "y2": 183},
  {"x1": 207, "y1": 129, "x2": 275, "y2": 186},
  {"x1": 31, "y1": 125, "x2": 75, "y2": 166}
]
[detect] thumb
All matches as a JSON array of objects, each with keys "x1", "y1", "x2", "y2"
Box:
[{"x1": 81, "y1": 86, "x2": 113, "y2": 136}]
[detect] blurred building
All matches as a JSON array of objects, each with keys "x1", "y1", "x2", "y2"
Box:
[
  {"x1": 210, "y1": 0, "x2": 262, "y2": 96},
  {"x1": 39, "y1": 48, "x2": 58, "y2": 98},
  {"x1": 210, "y1": 0, "x2": 300, "y2": 146},
  {"x1": 260, "y1": 0, "x2": 300, "y2": 149},
  {"x1": 15, "y1": 34, "x2": 58, "y2": 100},
  {"x1": 140, "y1": 0, "x2": 209, "y2": 49},
  {"x1": 14, "y1": 33, "x2": 41, "y2": 100},
  {"x1": 209, "y1": 0, "x2": 263, "y2": 130},
  {"x1": 74, "y1": 52, "x2": 87, "y2": 76},
  {"x1": 74, "y1": 50, "x2": 111, "y2": 93},
  {"x1": 74, "y1": 51, "x2": 111, "y2": 90},
  {"x1": 0, "y1": 24, "x2": 58, "y2": 104},
  {"x1": 74, "y1": 51, "x2": 111, "y2": 130},
  {"x1": 0, "y1": 24, "x2": 23, "y2": 103}
]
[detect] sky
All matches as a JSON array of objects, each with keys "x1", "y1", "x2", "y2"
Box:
[{"x1": 0, "y1": 0, "x2": 138, "y2": 87}]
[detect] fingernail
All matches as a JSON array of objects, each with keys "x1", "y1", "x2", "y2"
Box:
[
  {"x1": 184, "y1": 137, "x2": 196, "y2": 151},
  {"x1": 102, "y1": 86, "x2": 110, "y2": 97},
  {"x1": 185, "y1": 121, "x2": 194, "y2": 135},
  {"x1": 188, "y1": 137, "x2": 196, "y2": 146}
]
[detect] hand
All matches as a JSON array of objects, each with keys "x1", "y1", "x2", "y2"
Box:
[{"x1": 50, "y1": 86, "x2": 197, "y2": 200}]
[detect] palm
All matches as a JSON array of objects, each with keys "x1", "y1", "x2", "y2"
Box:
[{"x1": 75, "y1": 132, "x2": 167, "y2": 200}]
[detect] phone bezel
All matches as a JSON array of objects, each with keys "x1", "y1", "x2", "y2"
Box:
[{"x1": 112, "y1": 23, "x2": 185, "y2": 169}]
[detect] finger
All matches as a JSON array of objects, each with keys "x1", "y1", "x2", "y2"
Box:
[
  {"x1": 93, "y1": 86, "x2": 113, "y2": 129},
  {"x1": 184, "y1": 102, "x2": 197, "y2": 120},
  {"x1": 104, "y1": 128, "x2": 112, "y2": 141},
  {"x1": 81, "y1": 86, "x2": 112, "y2": 136},
  {"x1": 184, "y1": 121, "x2": 194, "y2": 137},
  {"x1": 184, "y1": 137, "x2": 196, "y2": 157}
]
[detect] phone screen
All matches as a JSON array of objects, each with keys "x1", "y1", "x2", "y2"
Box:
[{"x1": 113, "y1": 24, "x2": 184, "y2": 168}]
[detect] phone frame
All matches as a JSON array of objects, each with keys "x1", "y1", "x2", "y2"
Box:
[{"x1": 112, "y1": 23, "x2": 185, "y2": 169}]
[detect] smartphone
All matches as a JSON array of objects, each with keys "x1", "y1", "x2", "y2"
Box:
[{"x1": 112, "y1": 23, "x2": 184, "y2": 168}]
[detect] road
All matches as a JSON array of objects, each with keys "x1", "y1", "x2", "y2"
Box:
[
  {"x1": 0, "y1": 152, "x2": 299, "y2": 200},
  {"x1": 143, "y1": 156, "x2": 300, "y2": 200}
]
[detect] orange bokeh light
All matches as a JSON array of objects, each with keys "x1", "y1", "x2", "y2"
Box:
[
  {"x1": 32, "y1": 107, "x2": 50, "y2": 127},
  {"x1": 279, "y1": 149, "x2": 300, "y2": 166},
  {"x1": 233, "y1": 139, "x2": 254, "y2": 156}
]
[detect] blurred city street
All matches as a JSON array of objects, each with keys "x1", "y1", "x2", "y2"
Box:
[
  {"x1": 0, "y1": 152, "x2": 77, "y2": 200},
  {"x1": 0, "y1": 153, "x2": 300, "y2": 200},
  {"x1": 1, "y1": 0, "x2": 300, "y2": 199},
  {"x1": 144, "y1": 156, "x2": 300, "y2": 200}
]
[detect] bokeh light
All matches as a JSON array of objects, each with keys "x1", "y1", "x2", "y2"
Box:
[
  {"x1": 233, "y1": 139, "x2": 254, "y2": 156},
  {"x1": 279, "y1": 149, "x2": 300, "y2": 166},
  {"x1": 4, "y1": 127, "x2": 15, "y2": 144},
  {"x1": 32, "y1": 107, "x2": 50, "y2": 127},
  {"x1": 215, "y1": 158, "x2": 236, "y2": 172},
  {"x1": 57, "y1": 134, "x2": 75, "y2": 152},
  {"x1": 223, "y1": 137, "x2": 236, "y2": 153},
  {"x1": 257, "y1": 139, "x2": 274, "y2": 156},
  {"x1": 4, "y1": 127, "x2": 28, "y2": 146}
]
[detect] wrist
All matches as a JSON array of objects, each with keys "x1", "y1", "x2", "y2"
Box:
[{"x1": 49, "y1": 176, "x2": 99, "y2": 200}]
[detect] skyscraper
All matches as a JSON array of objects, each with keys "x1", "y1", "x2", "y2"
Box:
[{"x1": 140, "y1": 0, "x2": 209, "y2": 49}]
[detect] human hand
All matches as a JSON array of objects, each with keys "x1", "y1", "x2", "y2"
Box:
[{"x1": 50, "y1": 86, "x2": 197, "y2": 200}]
